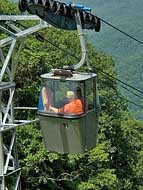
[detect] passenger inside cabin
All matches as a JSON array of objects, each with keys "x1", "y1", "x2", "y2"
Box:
[
  {"x1": 49, "y1": 90, "x2": 83, "y2": 115},
  {"x1": 76, "y1": 86, "x2": 88, "y2": 111},
  {"x1": 54, "y1": 95, "x2": 68, "y2": 108},
  {"x1": 41, "y1": 84, "x2": 53, "y2": 111},
  {"x1": 76, "y1": 86, "x2": 83, "y2": 104}
]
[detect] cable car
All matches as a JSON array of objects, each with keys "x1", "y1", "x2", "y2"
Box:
[
  {"x1": 18, "y1": 0, "x2": 101, "y2": 154},
  {"x1": 35, "y1": 2, "x2": 101, "y2": 154},
  {"x1": 38, "y1": 69, "x2": 100, "y2": 154}
]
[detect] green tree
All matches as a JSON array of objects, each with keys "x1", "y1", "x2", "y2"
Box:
[{"x1": 1, "y1": 1, "x2": 143, "y2": 190}]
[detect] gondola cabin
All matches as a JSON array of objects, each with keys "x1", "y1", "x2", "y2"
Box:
[{"x1": 38, "y1": 70, "x2": 100, "y2": 154}]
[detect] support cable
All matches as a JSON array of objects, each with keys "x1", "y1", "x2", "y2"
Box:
[
  {"x1": 122, "y1": 98, "x2": 143, "y2": 109},
  {"x1": 97, "y1": 68, "x2": 143, "y2": 94},
  {"x1": 116, "y1": 82, "x2": 141, "y2": 98},
  {"x1": 99, "y1": 17, "x2": 143, "y2": 45}
]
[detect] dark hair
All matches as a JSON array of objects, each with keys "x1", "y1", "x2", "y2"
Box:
[{"x1": 76, "y1": 87, "x2": 81, "y2": 92}]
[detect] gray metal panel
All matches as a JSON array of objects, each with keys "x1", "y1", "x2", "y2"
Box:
[
  {"x1": 65, "y1": 118, "x2": 86, "y2": 153},
  {"x1": 39, "y1": 111, "x2": 98, "y2": 154},
  {"x1": 40, "y1": 117, "x2": 66, "y2": 153},
  {"x1": 41, "y1": 72, "x2": 97, "y2": 82},
  {"x1": 39, "y1": 114, "x2": 87, "y2": 154},
  {"x1": 85, "y1": 110, "x2": 98, "y2": 150}
]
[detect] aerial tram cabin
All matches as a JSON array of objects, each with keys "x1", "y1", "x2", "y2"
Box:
[
  {"x1": 38, "y1": 70, "x2": 100, "y2": 154},
  {"x1": 18, "y1": 0, "x2": 101, "y2": 154}
]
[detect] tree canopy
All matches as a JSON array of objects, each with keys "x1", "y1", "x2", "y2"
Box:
[{"x1": 0, "y1": 1, "x2": 143, "y2": 190}]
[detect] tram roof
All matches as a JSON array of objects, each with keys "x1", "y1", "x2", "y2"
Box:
[{"x1": 41, "y1": 72, "x2": 97, "y2": 82}]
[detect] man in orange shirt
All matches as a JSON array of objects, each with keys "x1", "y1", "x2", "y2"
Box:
[{"x1": 49, "y1": 91, "x2": 83, "y2": 115}]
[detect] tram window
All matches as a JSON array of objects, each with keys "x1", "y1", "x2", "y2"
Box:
[
  {"x1": 75, "y1": 83, "x2": 85, "y2": 112},
  {"x1": 86, "y1": 80, "x2": 94, "y2": 110},
  {"x1": 39, "y1": 80, "x2": 86, "y2": 115},
  {"x1": 53, "y1": 81, "x2": 84, "y2": 115},
  {"x1": 54, "y1": 81, "x2": 69, "y2": 108},
  {"x1": 38, "y1": 80, "x2": 54, "y2": 111}
]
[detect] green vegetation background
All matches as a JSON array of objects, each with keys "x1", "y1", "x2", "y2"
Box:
[{"x1": 1, "y1": 1, "x2": 143, "y2": 189}]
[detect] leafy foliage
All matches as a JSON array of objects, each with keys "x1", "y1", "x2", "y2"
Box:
[{"x1": 1, "y1": 1, "x2": 143, "y2": 190}]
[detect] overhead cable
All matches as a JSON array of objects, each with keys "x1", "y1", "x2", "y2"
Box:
[
  {"x1": 99, "y1": 17, "x2": 143, "y2": 45},
  {"x1": 117, "y1": 83, "x2": 141, "y2": 98},
  {"x1": 120, "y1": 97, "x2": 143, "y2": 109},
  {"x1": 96, "y1": 67, "x2": 143, "y2": 94}
]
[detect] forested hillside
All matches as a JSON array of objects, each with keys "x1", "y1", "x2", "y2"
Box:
[
  {"x1": 83, "y1": 0, "x2": 143, "y2": 118},
  {"x1": 1, "y1": 1, "x2": 143, "y2": 189}
]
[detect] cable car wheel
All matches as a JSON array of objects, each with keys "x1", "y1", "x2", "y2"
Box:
[
  {"x1": 19, "y1": 0, "x2": 28, "y2": 12},
  {"x1": 94, "y1": 16, "x2": 101, "y2": 32}
]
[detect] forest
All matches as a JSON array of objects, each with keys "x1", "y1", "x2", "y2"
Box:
[
  {"x1": 85, "y1": 0, "x2": 143, "y2": 118},
  {"x1": 0, "y1": 0, "x2": 143, "y2": 189}
]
